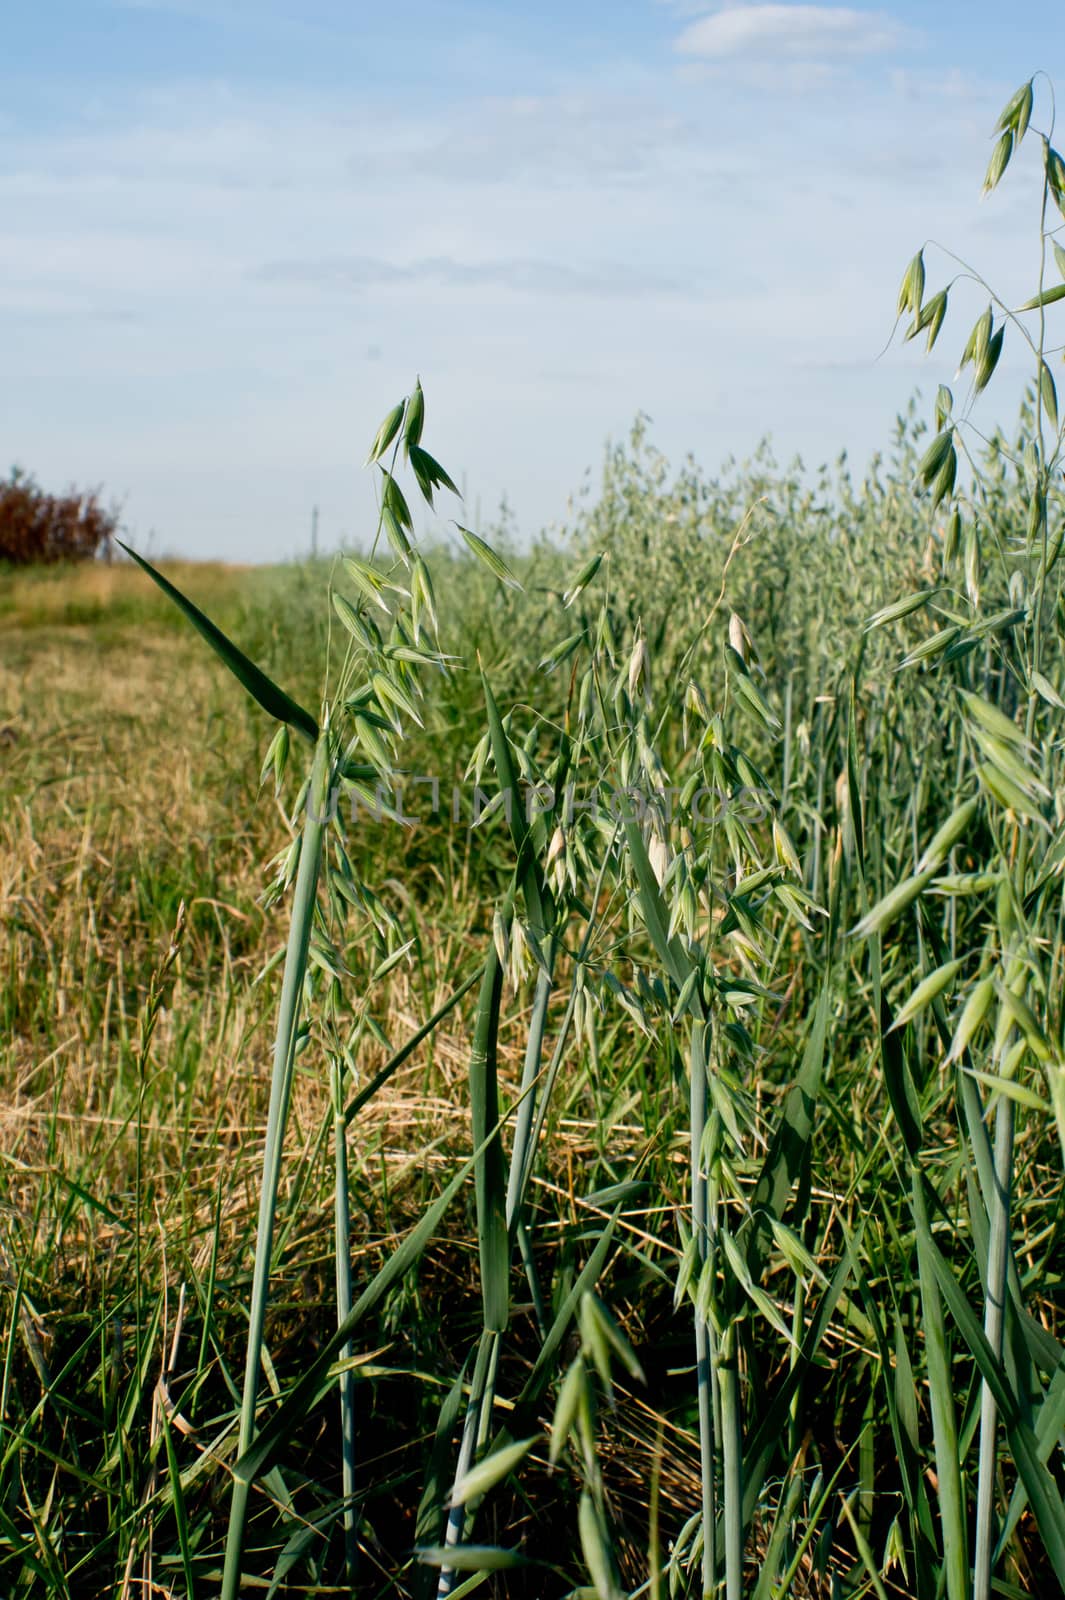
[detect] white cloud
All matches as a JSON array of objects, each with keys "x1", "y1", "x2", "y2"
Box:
[
  {"x1": 675, "y1": 6, "x2": 907, "y2": 62},
  {"x1": 0, "y1": 49, "x2": 1033, "y2": 562}
]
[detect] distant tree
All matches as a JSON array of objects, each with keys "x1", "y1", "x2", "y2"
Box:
[{"x1": 0, "y1": 468, "x2": 117, "y2": 565}]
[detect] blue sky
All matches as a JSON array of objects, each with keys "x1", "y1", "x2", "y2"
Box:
[{"x1": 3, "y1": 2, "x2": 1062, "y2": 560}]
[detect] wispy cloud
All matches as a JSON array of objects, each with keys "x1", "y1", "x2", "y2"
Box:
[
  {"x1": 372, "y1": 93, "x2": 696, "y2": 188},
  {"x1": 675, "y1": 6, "x2": 908, "y2": 62},
  {"x1": 253, "y1": 254, "x2": 687, "y2": 298}
]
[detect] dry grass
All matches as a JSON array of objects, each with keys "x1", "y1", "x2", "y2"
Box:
[{"x1": 0, "y1": 557, "x2": 647, "y2": 1306}]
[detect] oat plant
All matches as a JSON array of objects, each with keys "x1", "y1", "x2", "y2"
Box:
[
  {"x1": 858, "y1": 72, "x2": 1065, "y2": 1600},
  {"x1": 122, "y1": 385, "x2": 484, "y2": 1596}
]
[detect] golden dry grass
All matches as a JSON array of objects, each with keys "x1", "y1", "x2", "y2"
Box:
[{"x1": 0, "y1": 561, "x2": 637, "y2": 1294}]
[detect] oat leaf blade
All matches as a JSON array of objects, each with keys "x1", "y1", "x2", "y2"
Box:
[
  {"x1": 919, "y1": 1200, "x2": 1065, "y2": 1585},
  {"x1": 119, "y1": 542, "x2": 318, "y2": 743}
]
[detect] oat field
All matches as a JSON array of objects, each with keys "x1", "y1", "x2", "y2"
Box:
[{"x1": 1, "y1": 78, "x2": 1064, "y2": 1600}]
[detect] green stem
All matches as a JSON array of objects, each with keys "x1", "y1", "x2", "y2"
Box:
[
  {"x1": 690, "y1": 1019, "x2": 717, "y2": 1598},
  {"x1": 912, "y1": 1171, "x2": 970, "y2": 1600},
  {"x1": 974, "y1": 1093, "x2": 1014, "y2": 1600},
  {"x1": 505, "y1": 960, "x2": 555, "y2": 1234},
  {"x1": 719, "y1": 1323, "x2": 744, "y2": 1600},
  {"x1": 439, "y1": 941, "x2": 509, "y2": 1596},
  {"x1": 332, "y1": 1056, "x2": 358, "y2": 1585},
  {"x1": 438, "y1": 1328, "x2": 498, "y2": 1597},
  {"x1": 221, "y1": 740, "x2": 329, "y2": 1600}
]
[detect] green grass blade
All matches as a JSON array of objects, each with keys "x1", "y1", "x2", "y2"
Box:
[
  {"x1": 439, "y1": 1329, "x2": 499, "y2": 1596},
  {"x1": 480, "y1": 667, "x2": 552, "y2": 938},
  {"x1": 879, "y1": 995, "x2": 924, "y2": 1160},
  {"x1": 159, "y1": 1406, "x2": 197, "y2": 1600},
  {"x1": 920, "y1": 1206, "x2": 1065, "y2": 1584},
  {"x1": 343, "y1": 965, "x2": 484, "y2": 1127},
  {"x1": 621, "y1": 808, "x2": 692, "y2": 992},
  {"x1": 839, "y1": 1491, "x2": 892, "y2": 1600},
  {"x1": 231, "y1": 1092, "x2": 528, "y2": 1489},
  {"x1": 911, "y1": 1172, "x2": 970, "y2": 1600},
  {"x1": 750, "y1": 1465, "x2": 805, "y2": 1600},
  {"x1": 119, "y1": 541, "x2": 319, "y2": 743},
  {"x1": 742, "y1": 1246, "x2": 856, "y2": 1529},
  {"x1": 998, "y1": 1358, "x2": 1065, "y2": 1551},
  {"x1": 746, "y1": 979, "x2": 830, "y2": 1279},
  {"x1": 505, "y1": 964, "x2": 554, "y2": 1234},
  {"x1": 975, "y1": 1095, "x2": 1014, "y2": 1600},
  {"x1": 415, "y1": 1357, "x2": 473, "y2": 1599},
  {"x1": 469, "y1": 944, "x2": 509, "y2": 1335},
  {"x1": 516, "y1": 1209, "x2": 621, "y2": 1414},
  {"x1": 418, "y1": 1544, "x2": 527, "y2": 1571}
]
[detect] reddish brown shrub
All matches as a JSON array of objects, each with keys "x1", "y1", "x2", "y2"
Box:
[{"x1": 0, "y1": 469, "x2": 118, "y2": 565}]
